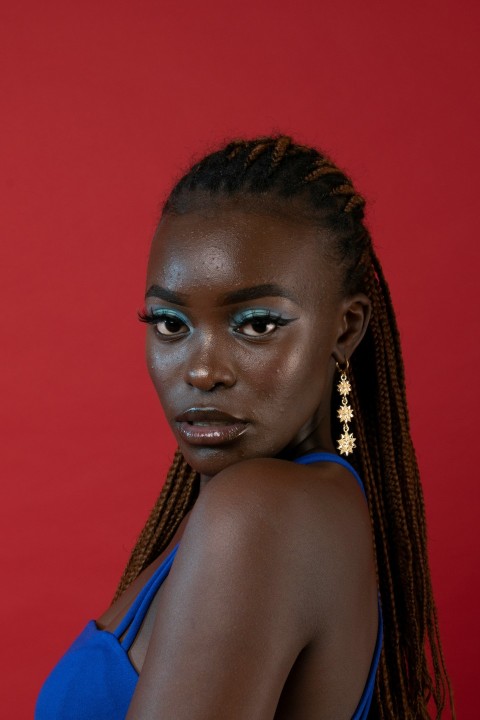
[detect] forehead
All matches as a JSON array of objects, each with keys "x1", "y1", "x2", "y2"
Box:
[{"x1": 147, "y1": 201, "x2": 340, "y2": 306}]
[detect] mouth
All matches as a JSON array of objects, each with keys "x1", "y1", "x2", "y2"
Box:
[{"x1": 175, "y1": 407, "x2": 249, "y2": 446}]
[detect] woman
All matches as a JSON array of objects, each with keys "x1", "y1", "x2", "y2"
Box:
[{"x1": 35, "y1": 136, "x2": 455, "y2": 719}]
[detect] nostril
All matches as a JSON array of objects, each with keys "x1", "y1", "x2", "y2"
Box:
[
  {"x1": 185, "y1": 364, "x2": 236, "y2": 391},
  {"x1": 187, "y1": 379, "x2": 223, "y2": 392}
]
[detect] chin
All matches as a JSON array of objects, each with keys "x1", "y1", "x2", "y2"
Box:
[{"x1": 179, "y1": 443, "x2": 253, "y2": 479}]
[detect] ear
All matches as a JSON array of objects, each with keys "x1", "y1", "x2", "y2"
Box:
[{"x1": 332, "y1": 293, "x2": 371, "y2": 364}]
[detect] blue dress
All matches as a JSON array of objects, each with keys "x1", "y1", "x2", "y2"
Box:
[{"x1": 35, "y1": 452, "x2": 383, "y2": 719}]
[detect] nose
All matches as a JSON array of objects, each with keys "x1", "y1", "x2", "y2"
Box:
[{"x1": 184, "y1": 334, "x2": 236, "y2": 391}]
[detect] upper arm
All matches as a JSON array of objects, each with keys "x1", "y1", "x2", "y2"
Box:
[{"x1": 126, "y1": 459, "x2": 316, "y2": 720}]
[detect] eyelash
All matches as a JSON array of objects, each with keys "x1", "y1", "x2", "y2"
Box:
[
  {"x1": 137, "y1": 309, "x2": 190, "y2": 336},
  {"x1": 229, "y1": 310, "x2": 291, "y2": 334},
  {"x1": 137, "y1": 308, "x2": 294, "y2": 338},
  {"x1": 138, "y1": 309, "x2": 177, "y2": 324}
]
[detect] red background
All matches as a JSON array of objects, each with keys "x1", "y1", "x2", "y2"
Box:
[{"x1": 1, "y1": 2, "x2": 478, "y2": 717}]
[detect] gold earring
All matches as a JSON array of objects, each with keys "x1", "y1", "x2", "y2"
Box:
[{"x1": 335, "y1": 358, "x2": 356, "y2": 456}]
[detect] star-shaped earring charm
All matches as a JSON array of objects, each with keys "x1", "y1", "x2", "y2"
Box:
[
  {"x1": 337, "y1": 431, "x2": 356, "y2": 456},
  {"x1": 337, "y1": 377, "x2": 351, "y2": 396},
  {"x1": 337, "y1": 404, "x2": 354, "y2": 424}
]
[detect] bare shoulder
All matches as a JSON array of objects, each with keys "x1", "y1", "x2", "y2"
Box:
[
  {"x1": 185, "y1": 456, "x2": 325, "y2": 542},
  {"x1": 187, "y1": 455, "x2": 372, "y2": 544},
  {"x1": 179, "y1": 455, "x2": 374, "y2": 611}
]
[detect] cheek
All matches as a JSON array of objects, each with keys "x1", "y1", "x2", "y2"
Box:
[
  {"x1": 254, "y1": 346, "x2": 304, "y2": 398},
  {"x1": 244, "y1": 339, "x2": 329, "y2": 416},
  {"x1": 145, "y1": 335, "x2": 178, "y2": 403},
  {"x1": 273, "y1": 349, "x2": 326, "y2": 411}
]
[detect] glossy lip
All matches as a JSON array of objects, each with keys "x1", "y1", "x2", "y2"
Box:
[{"x1": 175, "y1": 407, "x2": 249, "y2": 446}]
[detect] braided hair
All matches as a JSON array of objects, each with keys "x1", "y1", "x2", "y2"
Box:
[{"x1": 113, "y1": 136, "x2": 455, "y2": 719}]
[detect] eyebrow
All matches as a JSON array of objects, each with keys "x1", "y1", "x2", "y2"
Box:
[
  {"x1": 144, "y1": 283, "x2": 299, "y2": 306},
  {"x1": 145, "y1": 285, "x2": 189, "y2": 305},
  {"x1": 219, "y1": 283, "x2": 299, "y2": 305}
]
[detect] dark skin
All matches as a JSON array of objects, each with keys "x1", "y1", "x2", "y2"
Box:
[{"x1": 96, "y1": 197, "x2": 378, "y2": 719}]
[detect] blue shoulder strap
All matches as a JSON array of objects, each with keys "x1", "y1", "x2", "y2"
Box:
[
  {"x1": 294, "y1": 451, "x2": 367, "y2": 500},
  {"x1": 295, "y1": 451, "x2": 384, "y2": 719},
  {"x1": 113, "y1": 543, "x2": 180, "y2": 651}
]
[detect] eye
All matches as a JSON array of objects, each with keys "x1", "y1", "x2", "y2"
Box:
[
  {"x1": 231, "y1": 309, "x2": 294, "y2": 338},
  {"x1": 155, "y1": 315, "x2": 189, "y2": 336},
  {"x1": 238, "y1": 318, "x2": 279, "y2": 336},
  {"x1": 137, "y1": 308, "x2": 190, "y2": 338}
]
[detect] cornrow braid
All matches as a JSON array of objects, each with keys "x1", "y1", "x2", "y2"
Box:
[
  {"x1": 304, "y1": 162, "x2": 344, "y2": 183},
  {"x1": 345, "y1": 193, "x2": 367, "y2": 214},
  {"x1": 269, "y1": 135, "x2": 291, "y2": 170},
  {"x1": 116, "y1": 135, "x2": 455, "y2": 719},
  {"x1": 244, "y1": 139, "x2": 270, "y2": 167},
  {"x1": 225, "y1": 139, "x2": 248, "y2": 160}
]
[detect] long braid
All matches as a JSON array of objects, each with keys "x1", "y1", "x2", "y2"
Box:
[
  {"x1": 112, "y1": 450, "x2": 199, "y2": 602},
  {"x1": 350, "y1": 254, "x2": 455, "y2": 717},
  {"x1": 115, "y1": 136, "x2": 455, "y2": 718}
]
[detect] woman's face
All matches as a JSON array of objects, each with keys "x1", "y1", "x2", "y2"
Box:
[{"x1": 144, "y1": 197, "x2": 349, "y2": 479}]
